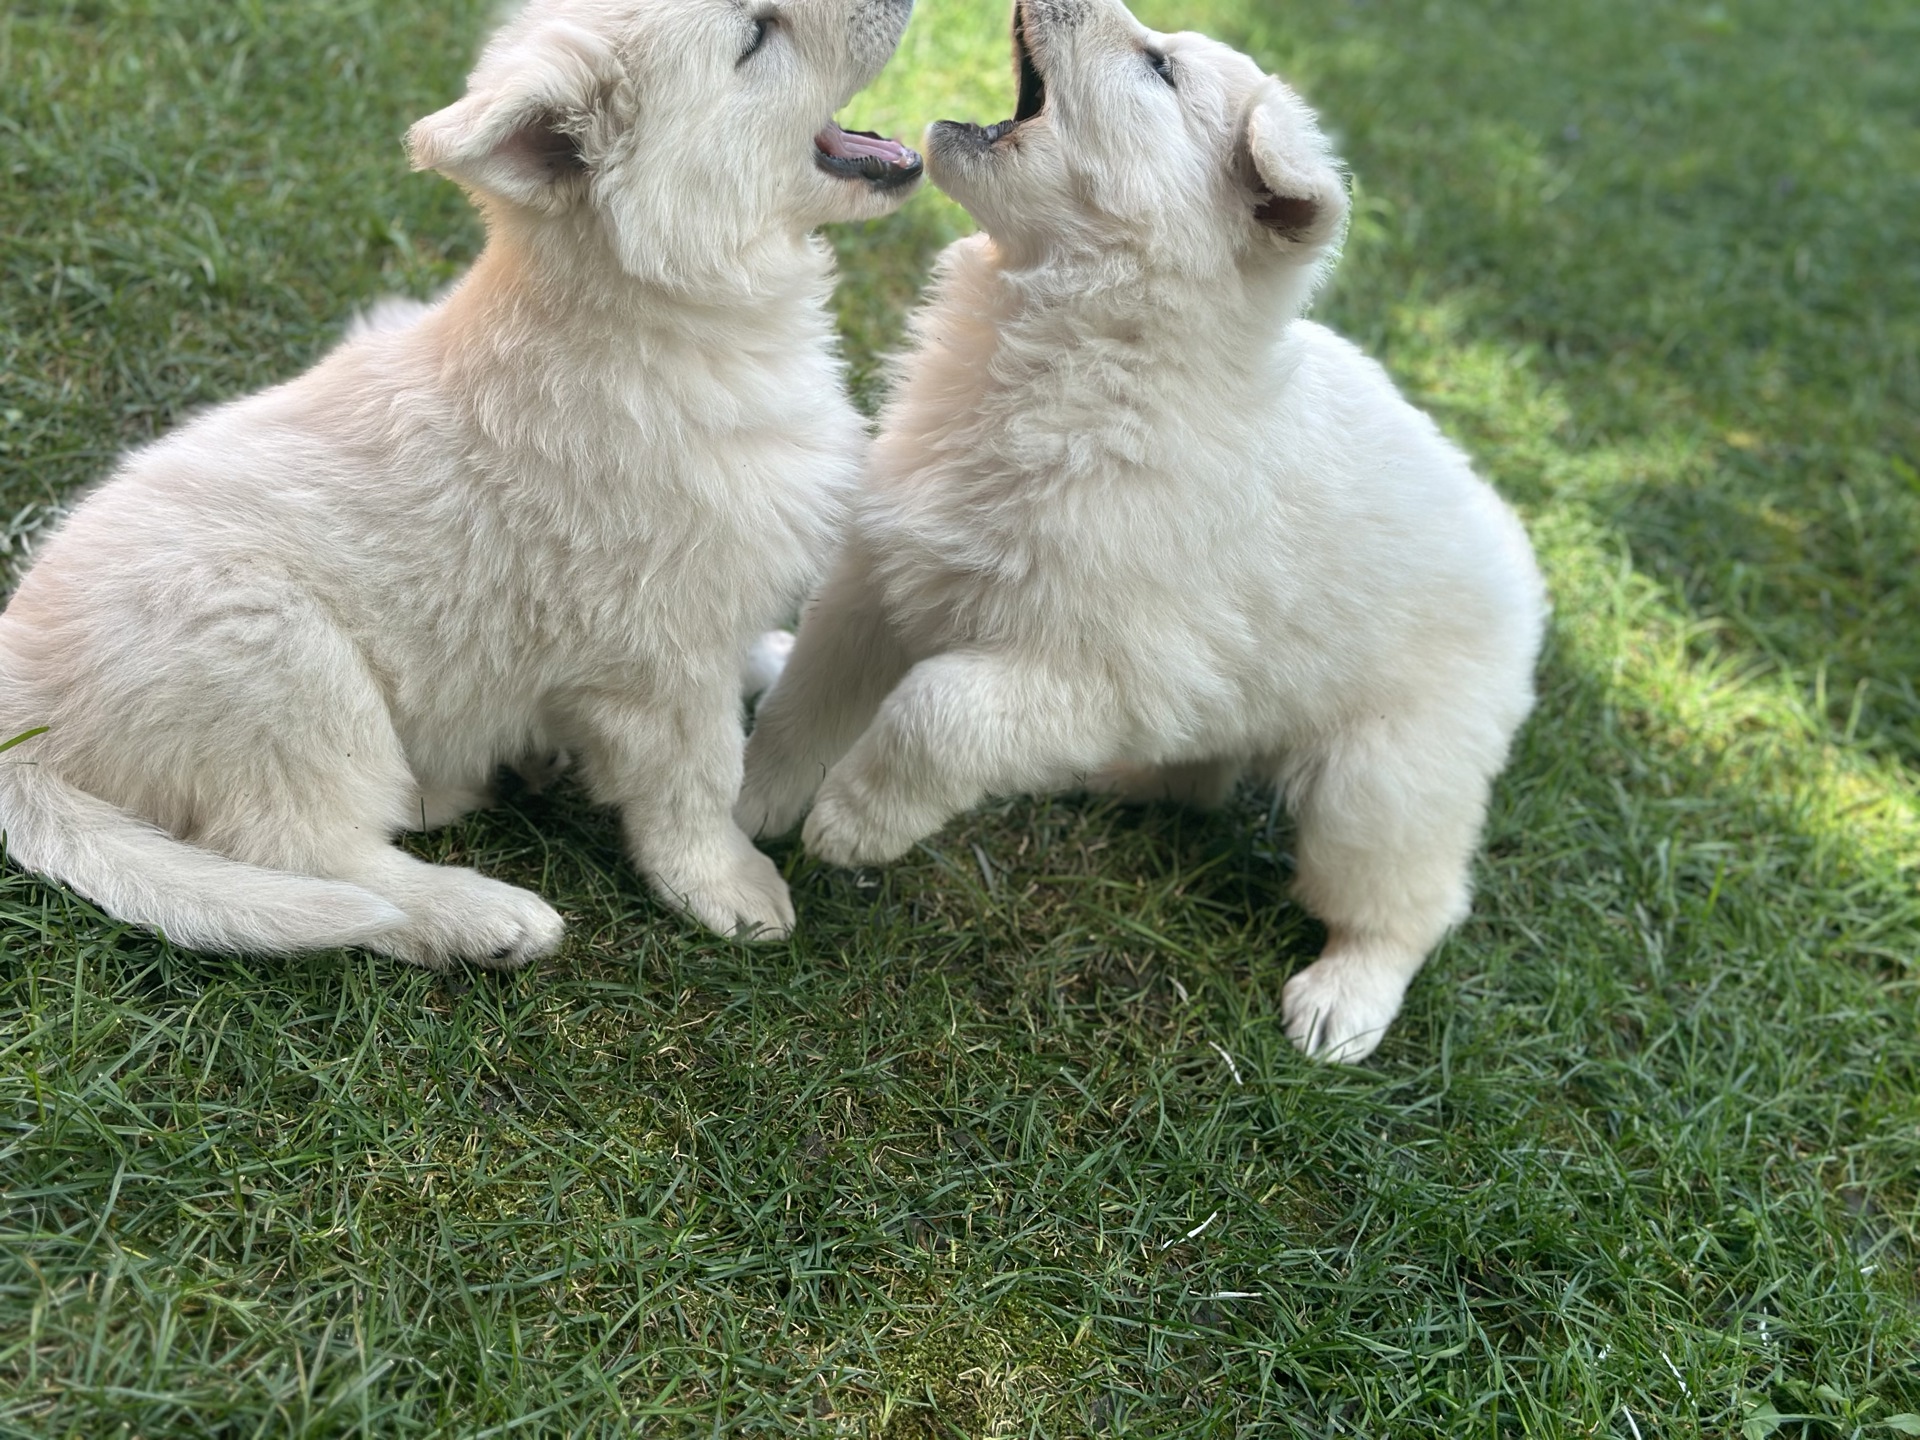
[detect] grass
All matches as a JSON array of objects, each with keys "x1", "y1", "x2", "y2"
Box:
[{"x1": 3, "y1": 0, "x2": 1918, "y2": 1433}]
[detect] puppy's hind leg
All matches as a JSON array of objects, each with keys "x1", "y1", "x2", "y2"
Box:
[
  {"x1": 179, "y1": 612, "x2": 562, "y2": 969},
  {"x1": 405, "y1": 782, "x2": 495, "y2": 831},
  {"x1": 1270, "y1": 722, "x2": 1494, "y2": 1063},
  {"x1": 210, "y1": 775, "x2": 564, "y2": 971},
  {"x1": 737, "y1": 544, "x2": 910, "y2": 838}
]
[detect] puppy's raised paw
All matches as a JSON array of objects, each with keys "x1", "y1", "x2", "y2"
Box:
[
  {"x1": 801, "y1": 780, "x2": 919, "y2": 867},
  {"x1": 733, "y1": 768, "x2": 814, "y2": 841}
]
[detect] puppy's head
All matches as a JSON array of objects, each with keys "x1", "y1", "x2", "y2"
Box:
[
  {"x1": 926, "y1": 0, "x2": 1346, "y2": 283},
  {"x1": 408, "y1": 0, "x2": 923, "y2": 287}
]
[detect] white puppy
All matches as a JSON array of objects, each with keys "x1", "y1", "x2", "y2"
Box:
[
  {"x1": 0, "y1": 0, "x2": 923, "y2": 965},
  {"x1": 737, "y1": 0, "x2": 1547, "y2": 1062}
]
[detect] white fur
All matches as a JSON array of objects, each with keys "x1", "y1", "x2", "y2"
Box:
[
  {"x1": 0, "y1": 0, "x2": 919, "y2": 964},
  {"x1": 738, "y1": 0, "x2": 1547, "y2": 1061}
]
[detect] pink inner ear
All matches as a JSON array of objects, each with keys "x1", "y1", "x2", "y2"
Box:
[
  {"x1": 1254, "y1": 189, "x2": 1320, "y2": 240},
  {"x1": 500, "y1": 113, "x2": 586, "y2": 179}
]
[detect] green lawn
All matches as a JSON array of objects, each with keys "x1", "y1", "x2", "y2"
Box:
[{"x1": 4, "y1": 0, "x2": 1919, "y2": 1434}]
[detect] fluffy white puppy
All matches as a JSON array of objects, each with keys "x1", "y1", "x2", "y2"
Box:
[
  {"x1": 737, "y1": 0, "x2": 1547, "y2": 1062},
  {"x1": 0, "y1": 0, "x2": 924, "y2": 965}
]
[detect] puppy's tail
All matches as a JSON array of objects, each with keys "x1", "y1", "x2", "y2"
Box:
[{"x1": 0, "y1": 739, "x2": 404, "y2": 955}]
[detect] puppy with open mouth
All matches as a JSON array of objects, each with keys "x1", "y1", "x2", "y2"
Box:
[
  {"x1": 738, "y1": 0, "x2": 1548, "y2": 1062},
  {"x1": 0, "y1": 0, "x2": 921, "y2": 966}
]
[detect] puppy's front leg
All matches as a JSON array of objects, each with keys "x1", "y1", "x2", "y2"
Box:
[
  {"x1": 737, "y1": 544, "x2": 910, "y2": 838},
  {"x1": 803, "y1": 651, "x2": 1115, "y2": 866},
  {"x1": 573, "y1": 683, "x2": 794, "y2": 941}
]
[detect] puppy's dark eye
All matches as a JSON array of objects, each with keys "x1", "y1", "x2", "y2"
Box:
[
  {"x1": 1146, "y1": 47, "x2": 1174, "y2": 86},
  {"x1": 739, "y1": 15, "x2": 771, "y2": 65}
]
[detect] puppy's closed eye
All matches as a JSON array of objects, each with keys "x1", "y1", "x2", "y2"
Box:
[{"x1": 739, "y1": 14, "x2": 772, "y2": 64}]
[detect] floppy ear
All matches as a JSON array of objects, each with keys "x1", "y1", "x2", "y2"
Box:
[
  {"x1": 1237, "y1": 80, "x2": 1348, "y2": 248},
  {"x1": 406, "y1": 21, "x2": 614, "y2": 210}
]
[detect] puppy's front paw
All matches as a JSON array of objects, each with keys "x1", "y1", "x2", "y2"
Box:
[
  {"x1": 654, "y1": 839, "x2": 795, "y2": 942},
  {"x1": 734, "y1": 762, "x2": 816, "y2": 840},
  {"x1": 1281, "y1": 950, "x2": 1414, "y2": 1064},
  {"x1": 801, "y1": 777, "x2": 921, "y2": 867}
]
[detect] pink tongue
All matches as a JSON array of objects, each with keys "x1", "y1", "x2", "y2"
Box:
[{"x1": 815, "y1": 123, "x2": 910, "y2": 162}]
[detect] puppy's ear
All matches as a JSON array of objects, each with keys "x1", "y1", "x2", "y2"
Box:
[
  {"x1": 407, "y1": 21, "x2": 613, "y2": 210},
  {"x1": 1236, "y1": 79, "x2": 1348, "y2": 249}
]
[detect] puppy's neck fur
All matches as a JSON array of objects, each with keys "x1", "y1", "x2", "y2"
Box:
[
  {"x1": 418, "y1": 220, "x2": 841, "y2": 415},
  {"x1": 358, "y1": 218, "x2": 851, "y2": 517},
  {"x1": 961, "y1": 235, "x2": 1314, "y2": 388},
  {"x1": 469, "y1": 205, "x2": 835, "y2": 328}
]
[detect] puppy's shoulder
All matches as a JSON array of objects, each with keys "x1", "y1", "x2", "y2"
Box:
[
  {"x1": 1270, "y1": 320, "x2": 1438, "y2": 435},
  {"x1": 1276, "y1": 319, "x2": 1385, "y2": 388}
]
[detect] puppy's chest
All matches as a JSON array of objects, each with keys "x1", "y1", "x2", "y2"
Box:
[
  {"x1": 401, "y1": 414, "x2": 849, "y2": 666},
  {"x1": 535, "y1": 444, "x2": 838, "y2": 621},
  {"x1": 867, "y1": 426, "x2": 1265, "y2": 639}
]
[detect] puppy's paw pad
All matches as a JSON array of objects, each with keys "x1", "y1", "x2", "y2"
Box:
[{"x1": 1281, "y1": 956, "x2": 1408, "y2": 1064}]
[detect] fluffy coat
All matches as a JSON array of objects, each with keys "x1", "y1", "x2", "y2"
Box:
[
  {"x1": 738, "y1": 0, "x2": 1547, "y2": 1061},
  {"x1": 0, "y1": 0, "x2": 921, "y2": 964}
]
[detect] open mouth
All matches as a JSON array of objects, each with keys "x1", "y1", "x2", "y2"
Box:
[
  {"x1": 1011, "y1": 2, "x2": 1046, "y2": 124},
  {"x1": 931, "y1": 1, "x2": 1045, "y2": 147},
  {"x1": 813, "y1": 123, "x2": 923, "y2": 189}
]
